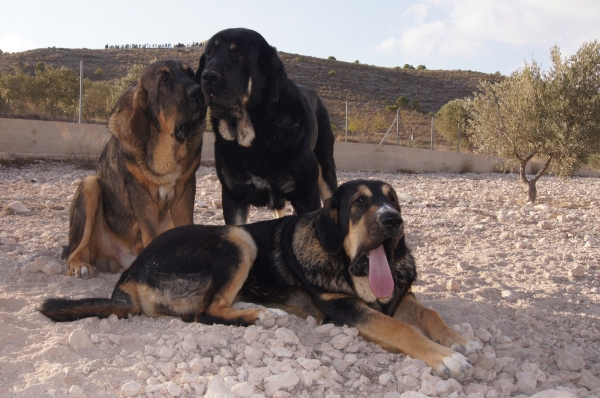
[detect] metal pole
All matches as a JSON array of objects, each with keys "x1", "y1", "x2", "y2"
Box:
[
  {"x1": 396, "y1": 108, "x2": 399, "y2": 145},
  {"x1": 457, "y1": 122, "x2": 460, "y2": 153},
  {"x1": 431, "y1": 116, "x2": 434, "y2": 150},
  {"x1": 345, "y1": 101, "x2": 348, "y2": 142},
  {"x1": 79, "y1": 61, "x2": 83, "y2": 123}
]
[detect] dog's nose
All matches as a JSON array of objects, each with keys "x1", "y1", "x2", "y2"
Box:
[
  {"x1": 380, "y1": 211, "x2": 402, "y2": 230},
  {"x1": 188, "y1": 85, "x2": 203, "y2": 100},
  {"x1": 202, "y1": 70, "x2": 220, "y2": 85}
]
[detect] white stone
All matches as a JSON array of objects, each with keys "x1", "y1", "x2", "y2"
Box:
[
  {"x1": 68, "y1": 385, "x2": 84, "y2": 397},
  {"x1": 231, "y1": 381, "x2": 255, "y2": 397},
  {"x1": 159, "y1": 361, "x2": 176, "y2": 379},
  {"x1": 312, "y1": 323, "x2": 335, "y2": 338},
  {"x1": 399, "y1": 392, "x2": 429, "y2": 398},
  {"x1": 121, "y1": 381, "x2": 142, "y2": 397},
  {"x1": 195, "y1": 201, "x2": 209, "y2": 208},
  {"x1": 8, "y1": 201, "x2": 29, "y2": 213},
  {"x1": 274, "y1": 327, "x2": 299, "y2": 344},
  {"x1": 378, "y1": 372, "x2": 393, "y2": 386},
  {"x1": 270, "y1": 346, "x2": 293, "y2": 358},
  {"x1": 156, "y1": 346, "x2": 175, "y2": 359},
  {"x1": 447, "y1": 279, "x2": 461, "y2": 292},
  {"x1": 69, "y1": 329, "x2": 93, "y2": 350},
  {"x1": 297, "y1": 357, "x2": 321, "y2": 371},
  {"x1": 108, "y1": 334, "x2": 122, "y2": 345},
  {"x1": 263, "y1": 371, "x2": 300, "y2": 396},
  {"x1": 330, "y1": 334, "x2": 353, "y2": 349},
  {"x1": 516, "y1": 371, "x2": 537, "y2": 393},
  {"x1": 205, "y1": 376, "x2": 234, "y2": 398},
  {"x1": 529, "y1": 390, "x2": 577, "y2": 398},
  {"x1": 166, "y1": 380, "x2": 182, "y2": 397},
  {"x1": 568, "y1": 265, "x2": 585, "y2": 278},
  {"x1": 475, "y1": 328, "x2": 492, "y2": 343},
  {"x1": 501, "y1": 290, "x2": 518, "y2": 302},
  {"x1": 555, "y1": 349, "x2": 586, "y2": 371},
  {"x1": 1, "y1": 237, "x2": 17, "y2": 246},
  {"x1": 243, "y1": 327, "x2": 260, "y2": 344}
]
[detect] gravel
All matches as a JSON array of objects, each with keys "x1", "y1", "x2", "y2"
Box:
[{"x1": 0, "y1": 162, "x2": 599, "y2": 397}]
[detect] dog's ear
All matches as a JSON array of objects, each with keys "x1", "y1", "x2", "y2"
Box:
[
  {"x1": 266, "y1": 45, "x2": 287, "y2": 102},
  {"x1": 316, "y1": 196, "x2": 344, "y2": 255},
  {"x1": 130, "y1": 83, "x2": 150, "y2": 142}
]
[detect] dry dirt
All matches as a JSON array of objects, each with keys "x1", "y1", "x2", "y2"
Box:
[{"x1": 0, "y1": 162, "x2": 599, "y2": 398}]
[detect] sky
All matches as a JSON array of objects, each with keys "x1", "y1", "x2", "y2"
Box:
[{"x1": 1, "y1": 0, "x2": 599, "y2": 75}]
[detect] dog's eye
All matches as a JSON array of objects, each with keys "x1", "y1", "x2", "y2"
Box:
[
  {"x1": 354, "y1": 196, "x2": 366, "y2": 205},
  {"x1": 389, "y1": 195, "x2": 396, "y2": 203},
  {"x1": 234, "y1": 52, "x2": 243, "y2": 58},
  {"x1": 206, "y1": 50, "x2": 214, "y2": 57},
  {"x1": 160, "y1": 76, "x2": 169, "y2": 85}
]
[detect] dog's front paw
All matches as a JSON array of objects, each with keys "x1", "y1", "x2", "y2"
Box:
[
  {"x1": 66, "y1": 264, "x2": 96, "y2": 279},
  {"x1": 256, "y1": 308, "x2": 290, "y2": 328},
  {"x1": 450, "y1": 339, "x2": 483, "y2": 363},
  {"x1": 432, "y1": 349, "x2": 472, "y2": 380}
]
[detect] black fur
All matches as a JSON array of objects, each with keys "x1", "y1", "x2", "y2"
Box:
[{"x1": 197, "y1": 28, "x2": 337, "y2": 224}]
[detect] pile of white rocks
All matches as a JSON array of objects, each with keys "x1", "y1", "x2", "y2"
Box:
[{"x1": 0, "y1": 162, "x2": 599, "y2": 398}]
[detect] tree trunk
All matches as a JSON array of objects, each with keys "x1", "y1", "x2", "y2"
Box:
[{"x1": 527, "y1": 180, "x2": 538, "y2": 204}]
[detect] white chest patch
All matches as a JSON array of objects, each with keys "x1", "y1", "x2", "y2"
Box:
[{"x1": 158, "y1": 184, "x2": 175, "y2": 203}]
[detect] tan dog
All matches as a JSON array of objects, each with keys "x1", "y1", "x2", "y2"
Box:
[{"x1": 63, "y1": 60, "x2": 207, "y2": 278}]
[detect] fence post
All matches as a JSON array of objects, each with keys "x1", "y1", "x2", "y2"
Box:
[
  {"x1": 457, "y1": 122, "x2": 460, "y2": 153},
  {"x1": 431, "y1": 116, "x2": 434, "y2": 150},
  {"x1": 79, "y1": 61, "x2": 83, "y2": 123},
  {"x1": 345, "y1": 101, "x2": 348, "y2": 142}
]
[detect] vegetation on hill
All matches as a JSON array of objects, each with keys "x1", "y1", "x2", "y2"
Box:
[{"x1": 0, "y1": 46, "x2": 502, "y2": 149}]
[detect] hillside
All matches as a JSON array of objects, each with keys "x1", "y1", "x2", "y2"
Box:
[{"x1": 0, "y1": 47, "x2": 502, "y2": 148}]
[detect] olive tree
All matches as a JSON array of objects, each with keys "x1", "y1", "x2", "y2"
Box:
[{"x1": 468, "y1": 41, "x2": 600, "y2": 203}]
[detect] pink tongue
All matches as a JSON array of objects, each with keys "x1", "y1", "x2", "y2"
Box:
[{"x1": 368, "y1": 245, "x2": 394, "y2": 298}]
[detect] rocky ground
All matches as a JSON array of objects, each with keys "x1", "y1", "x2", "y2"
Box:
[{"x1": 0, "y1": 161, "x2": 599, "y2": 398}]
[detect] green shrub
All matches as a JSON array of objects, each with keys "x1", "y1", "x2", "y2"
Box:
[
  {"x1": 417, "y1": 65, "x2": 426, "y2": 70},
  {"x1": 328, "y1": 56, "x2": 336, "y2": 60},
  {"x1": 354, "y1": 60, "x2": 360, "y2": 64},
  {"x1": 36, "y1": 62, "x2": 46, "y2": 72},
  {"x1": 403, "y1": 64, "x2": 415, "y2": 69},
  {"x1": 386, "y1": 105, "x2": 399, "y2": 112},
  {"x1": 396, "y1": 96, "x2": 410, "y2": 108},
  {"x1": 328, "y1": 70, "x2": 336, "y2": 76},
  {"x1": 94, "y1": 68, "x2": 104, "y2": 77}
]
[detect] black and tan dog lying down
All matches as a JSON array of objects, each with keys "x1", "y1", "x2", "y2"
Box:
[{"x1": 40, "y1": 180, "x2": 482, "y2": 378}]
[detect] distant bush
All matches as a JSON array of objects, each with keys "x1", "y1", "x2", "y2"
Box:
[
  {"x1": 410, "y1": 99, "x2": 421, "y2": 111},
  {"x1": 417, "y1": 65, "x2": 426, "y2": 70},
  {"x1": 36, "y1": 62, "x2": 46, "y2": 73},
  {"x1": 328, "y1": 56, "x2": 336, "y2": 60},
  {"x1": 354, "y1": 60, "x2": 360, "y2": 64},
  {"x1": 403, "y1": 64, "x2": 415, "y2": 69},
  {"x1": 328, "y1": 70, "x2": 336, "y2": 76},
  {"x1": 294, "y1": 56, "x2": 303, "y2": 62},
  {"x1": 386, "y1": 105, "x2": 399, "y2": 112},
  {"x1": 94, "y1": 68, "x2": 104, "y2": 77},
  {"x1": 396, "y1": 96, "x2": 410, "y2": 108},
  {"x1": 494, "y1": 71, "x2": 501, "y2": 76}
]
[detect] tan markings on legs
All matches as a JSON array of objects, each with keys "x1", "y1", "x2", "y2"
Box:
[
  {"x1": 115, "y1": 281, "x2": 143, "y2": 316},
  {"x1": 67, "y1": 176, "x2": 102, "y2": 277},
  {"x1": 273, "y1": 208, "x2": 286, "y2": 218},
  {"x1": 317, "y1": 165, "x2": 333, "y2": 201},
  {"x1": 355, "y1": 302, "x2": 469, "y2": 378},
  {"x1": 393, "y1": 292, "x2": 471, "y2": 351},
  {"x1": 205, "y1": 228, "x2": 263, "y2": 323}
]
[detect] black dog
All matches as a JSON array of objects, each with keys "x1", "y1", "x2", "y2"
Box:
[
  {"x1": 197, "y1": 28, "x2": 337, "y2": 224},
  {"x1": 40, "y1": 180, "x2": 481, "y2": 378}
]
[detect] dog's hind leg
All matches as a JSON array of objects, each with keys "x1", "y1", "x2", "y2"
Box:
[
  {"x1": 393, "y1": 292, "x2": 483, "y2": 361},
  {"x1": 66, "y1": 176, "x2": 102, "y2": 278},
  {"x1": 198, "y1": 228, "x2": 288, "y2": 326}
]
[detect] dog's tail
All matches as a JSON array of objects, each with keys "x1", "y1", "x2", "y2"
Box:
[{"x1": 39, "y1": 297, "x2": 134, "y2": 322}]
